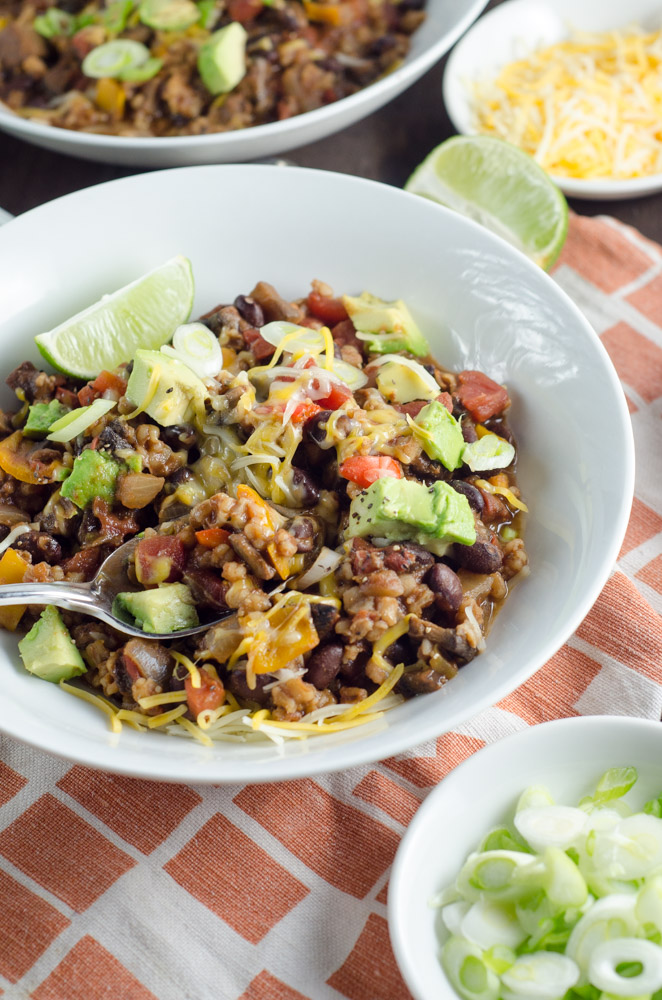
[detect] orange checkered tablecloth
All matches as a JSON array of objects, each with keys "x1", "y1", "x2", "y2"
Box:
[{"x1": 1, "y1": 212, "x2": 661, "y2": 1000}]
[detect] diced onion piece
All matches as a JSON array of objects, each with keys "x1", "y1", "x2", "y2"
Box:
[
  {"x1": 46, "y1": 398, "x2": 116, "y2": 442},
  {"x1": 592, "y1": 814, "x2": 662, "y2": 880},
  {"x1": 566, "y1": 894, "x2": 639, "y2": 972},
  {"x1": 500, "y1": 952, "x2": 579, "y2": 1000},
  {"x1": 441, "y1": 935, "x2": 500, "y2": 1000},
  {"x1": 514, "y1": 805, "x2": 588, "y2": 852},
  {"x1": 290, "y1": 547, "x2": 342, "y2": 590},
  {"x1": 442, "y1": 900, "x2": 471, "y2": 935},
  {"x1": 330, "y1": 358, "x2": 367, "y2": 390},
  {"x1": 163, "y1": 322, "x2": 223, "y2": 378},
  {"x1": 461, "y1": 900, "x2": 527, "y2": 950},
  {"x1": 588, "y1": 937, "x2": 662, "y2": 995}
]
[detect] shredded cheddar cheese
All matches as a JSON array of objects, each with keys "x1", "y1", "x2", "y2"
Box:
[
  {"x1": 471, "y1": 27, "x2": 662, "y2": 179},
  {"x1": 59, "y1": 680, "x2": 122, "y2": 733},
  {"x1": 171, "y1": 650, "x2": 201, "y2": 689}
]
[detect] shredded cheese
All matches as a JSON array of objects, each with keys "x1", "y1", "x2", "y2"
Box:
[
  {"x1": 137, "y1": 690, "x2": 189, "y2": 709},
  {"x1": 147, "y1": 704, "x2": 188, "y2": 728},
  {"x1": 474, "y1": 478, "x2": 529, "y2": 513},
  {"x1": 332, "y1": 663, "x2": 405, "y2": 722},
  {"x1": 471, "y1": 27, "x2": 662, "y2": 179},
  {"x1": 175, "y1": 716, "x2": 213, "y2": 747},
  {"x1": 59, "y1": 680, "x2": 122, "y2": 733},
  {"x1": 171, "y1": 650, "x2": 201, "y2": 689}
]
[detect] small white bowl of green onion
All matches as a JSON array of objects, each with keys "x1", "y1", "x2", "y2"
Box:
[{"x1": 388, "y1": 715, "x2": 662, "y2": 1000}]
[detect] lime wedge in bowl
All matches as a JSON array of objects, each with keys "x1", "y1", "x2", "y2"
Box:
[
  {"x1": 405, "y1": 135, "x2": 568, "y2": 270},
  {"x1": 35, "y1": 255, "x2": 194, "y2": 379}
]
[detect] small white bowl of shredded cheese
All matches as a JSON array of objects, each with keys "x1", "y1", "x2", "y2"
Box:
[
  {"x1": 443, "y1": 0, "x2": 662, "y2": 200},
  {"x1": 389, "y1": 715, "x2": 662, "y2": 1000}
]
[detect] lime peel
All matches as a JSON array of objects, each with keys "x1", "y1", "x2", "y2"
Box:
[
  {"x1": 35, "y1": 255, "x2": 195, "y2": 380},
  {"x1": 405, "y1": 135, "x2": 568, "y2": 270}
]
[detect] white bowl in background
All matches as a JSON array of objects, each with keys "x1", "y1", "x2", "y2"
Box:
[
  {"x1": 443, "y1": 0, "x2": 662, "y2": 201},
  {"x1": 389, "y1": 715, "x2": 662, "y2": 1000},
  {"x1": 0, "y1": 165, "x2": 633, "y2": 783},
  {"x1": 0, "y1": 0, "x2": 487, "y2": 167}
]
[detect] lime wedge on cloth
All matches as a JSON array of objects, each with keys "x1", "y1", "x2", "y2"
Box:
[
  {"x1": 405, "y1": 136, "x2": 568, "y2": 270},
  {"x1": 35, "y1": 255, "x2": 194, "y2": 379}
]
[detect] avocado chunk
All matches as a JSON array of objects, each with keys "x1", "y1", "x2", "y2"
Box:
[
  {"x1": 342, "y1": 292, "x2": 429, "y2": 357},
  {"x1": 24, "y1": 400, "x2": 70, "y2": 439},
  {"x1": 198, "y1": 22, "x2": 247, "y2": 95},
  {"x1": 113, "y1": 583, "x2": 199, "y2": 634},
  {"x1": 375, "y1": 356, "x2": 440, "y2": 404},
  {"x1": 18, "y1": 605, "x2": 86, "y2": 683},
  {"x1": 413, "y1": 400, "x2": 465, "y2": 472},
  {"x1": 61, "y1": 448, "x2": 122, "y2": 509},
  {"x1": 126, "y1": 348, "x2": 207, "y2": 427},
  {"x1": 347, "y1": 477, "x2": 475, "y2": 551}
]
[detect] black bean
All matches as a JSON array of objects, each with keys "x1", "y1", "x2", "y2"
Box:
[
  {"x1": 160, "y1": 424, "x2": 197, "y2": 450},
  {"x1": 227, "y1": 669, "x2": 271, "y2": 705},
  {"x1": 449, "y1": 480, "x2": 485, "y2": 515},
  {"x1": 291, "y1": 468, "x2": 320, "y2": 506},
  {"x1": 0, "y1": 525, "x2": 10, "y2": 544},
  {"x1": 384, "y1": 636, "x2": 414, "y2": 666},
  {"x1": 234, "y1": 294, "x2": 265, "y2": 329},
  {"x1": 452, "y1": 539, "x2": 503, "y2": 574},
  {"x1": 304, "y1": 410, "x2": 333, "y2": 447},
  {"x1": 304, "y1": 641, "x2": 344, "y2": 690},
  {"x1": 13, "y1": 530, "x2": 62, "y2": 565},
  {"x1": 462, "y1": 418, "x2": 478, "y2": 443},
  {"x1": 426, "y1": 563, "x2": 463, "y2": 618},
  {"x1": 169, "y1": 467, "x2": 195, "y2": 487},
  {"x1": 288, "y1": 514, "x2": 317, "y2": 551},
  {"x1": 310, "y1": 602, "x2": 340, "y2": 641}
]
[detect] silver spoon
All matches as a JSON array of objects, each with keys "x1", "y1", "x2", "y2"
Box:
[
  {"x1": 0, "y1": 537, "x2": 231, "y2": 640},
  {"x1": 0, "y1": 513, "x2": 326, "y2": 641}
]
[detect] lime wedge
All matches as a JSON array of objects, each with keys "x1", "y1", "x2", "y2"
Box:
[
  {"x1": 35, "y1": 255, "x2": 195, "y2": 379},
  {"x1": 405, "y1": 136, "x2": 568, "y2": 270}
]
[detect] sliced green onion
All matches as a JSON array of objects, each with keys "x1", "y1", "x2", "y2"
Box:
[
  {"x1": 139, "y1": 0, "x2": 201, "y2": 29},
  {"x1": 34, "y1": 8, "x2": 75, "y2": 37},
  {"x1": 104, "y1": 0, "x2": 135, "y2": 33},
  {"x1": 514, "y1": 806, "x2": 588, "y2": 853},
  {"x1": 162, "y1": 322, "x2": 222, "y2": 378},
  {"x1": 566, "y1": 895, "x2": 639, "y2": 973},
  {"x1": 457, "y1": 851, "x2": 537, "y2": 902},
  {"x1": 500, "y1": 952, "x2": 579, "y2": 999},
  {"x1": 442, "y1": 900, "x2": 471, "y2": 935},
  {"x1": 588, "y1": 938, "x2": 662, "y2": 995},
  {"x1": 442, "y1": 936, "x2": 500, "y2": 1000},
  {"x1": 580, "y1": 769, "x2": 639, "y2": 811},
  {"x1": 257, "y1": 321, "x2": 367, "y2": 388},
  {"x1": 516, "y1": 785, "x2": 555, "y2": 813},
  {"x1": 82, "y1": 40, "x2": 151, "y2": 79},
  {"x1": 120, "y1": 56, "x2": 163, "y2": 81},
  {"x1": 480, "y1": 827, "x2": 533, "y2": 854},
  {"x1": 461, "y1": 900, "x2": 528, "y2": 950},
  {"x1": 47, "y1": 399, "x2": 116, "y2": 443},
  {"x1": 592, "y1": 815, "x2": 662, "y2": 881},
  {"x1": 636, "y1": 877, "x2": 662, "y2": 942},
  {"x1": 462, "y1": 433, "x2": 515, "y2": 472}
]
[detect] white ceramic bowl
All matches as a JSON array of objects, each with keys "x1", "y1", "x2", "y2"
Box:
[
  {"x1": 389, "y1": 715, "x2": 662, "y2": 1000},
  {"x1": 0, "y1": 165, "x2": 633, "y2": 783},
  {"x1": 443, "y1": 0, "x2": 662, "y2": 201},
  {"x1": 0, "y1": 0, "x2": 487, "y2": 167}
]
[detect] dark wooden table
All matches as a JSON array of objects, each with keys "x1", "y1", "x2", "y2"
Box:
[{"x1": 2, "y1": 5, "x2": 662, "y2": 241}]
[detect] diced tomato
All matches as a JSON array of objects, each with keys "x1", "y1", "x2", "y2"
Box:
[
  {"x1": 339, "y1": 455, "x2": 403, "y2": 488},
  {"x1": 135, "y1": 535, "x2": 187, "y2": 585},
  {"x1": 292, "y1": 400, "x2": 323, "y2": 424},
  {"x1": 185, "y1": 665, "x2": 226, "y2": 720},
  {"x1": 77, "y1": 369, "x2": 127, "y2": 406},
  {"x1": 195, "y1": 527, "x2": 230, "y2": 548},
  {"x1": 243, "y1": 327, "x2": 275, "y2": 361},
  {"x1": 307, "y1": 290, "x2": 349, "y2": 326},
  {"x1": 61, "y1": 547, "x2": 102, "y2": 580},
  {"x1": 228, "y1": 0, "x2": 262, "y2": 19},
  {"x1": 55, "y1": 387, "x2": 80, "y2": 409},
  {"x1": 438, "y1": 392, "x2": 453, "y2": 414},
  {"x1": 316, "y1": 382, "x2": 353, "y2": 409},
  {"x1": 457, "y1": 370, "x2": 510, "y2": 423}
]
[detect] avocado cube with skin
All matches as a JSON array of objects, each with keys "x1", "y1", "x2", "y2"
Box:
[
  {"x1": 23, "y1": 400, "x2": 70, "y2": 440},
  {"x1": 61, "y1": 448, "x2": 122, "y2": 509},
  {"x1": 18, "y1": 605, "x2": 86, "y2": 683},
  {"x1": 112, "y1": 583, "x2": 199, "y2": 634},
  {"x1": 414, "y1": 400, "x2": 465, "y2": 471},
  {"x1": 126, "y1": 348, "x2": 207, "y2": 427},
  {"x1": 342, "y1": 292, "x2": 429, "y2": 357}
]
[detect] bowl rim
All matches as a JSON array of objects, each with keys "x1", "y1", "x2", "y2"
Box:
[
  {"x1": 388, "y1": 714, "x2": 662, "y2": 1000},
  {"x1": 0, "y1": 164, "x2": 636, "y2": 782},
  {"x1": 0, "y1": 0, "x2": 489, "y2": 151},
  {"x1": 441, "y1": 0, "x2": 662, "y2": 201}
]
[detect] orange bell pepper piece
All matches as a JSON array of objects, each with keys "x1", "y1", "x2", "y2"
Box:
[
  {"x1": 0, "y1": 548, "x2": 29, "y2": 630},
  {"x1": 248, "y1": 603, "x2": 318, "y2": 675},
  {"x1": 0, "y1": 431, "x2": 41, "y2": 484},
  {"x1": 236, "y1": 484, "x2": 290, "y2": 579},
  {"x1": 95, "y1": 78, "x2": 126, "y2": 118}
]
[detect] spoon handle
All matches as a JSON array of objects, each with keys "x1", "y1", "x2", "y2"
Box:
[{"x1": 0, "y1": 582, "x2": 97, "y2": 616}]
